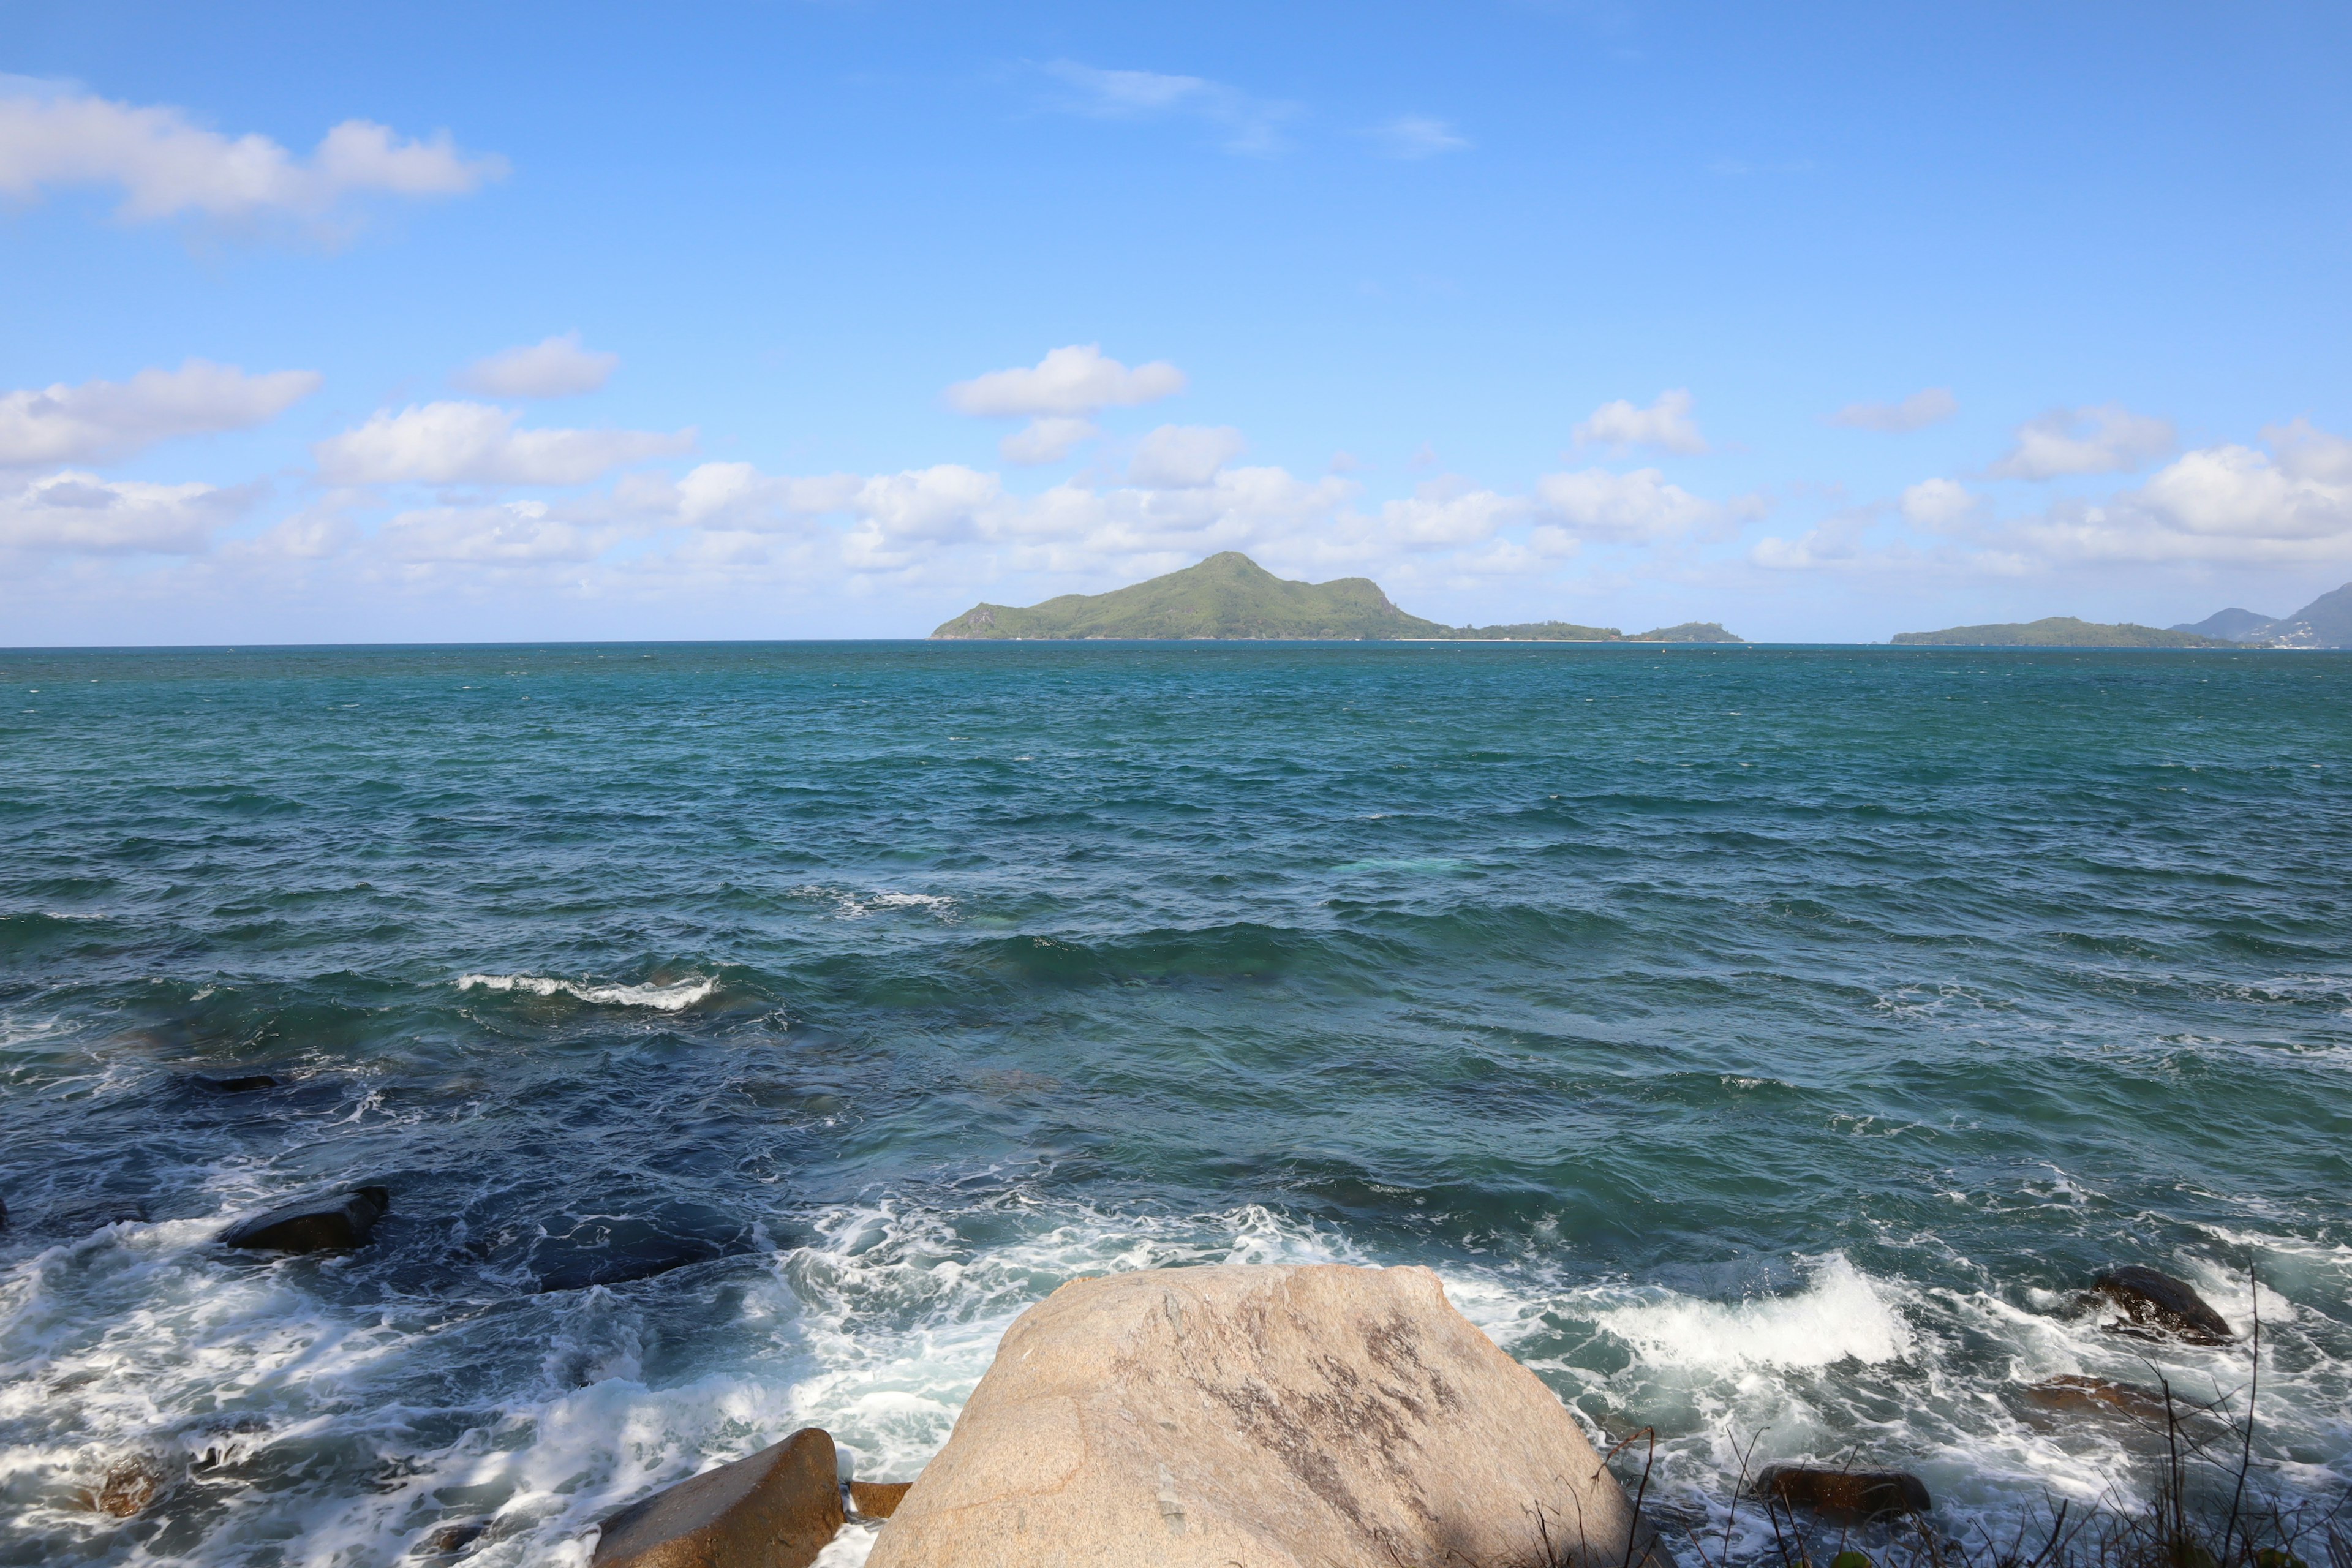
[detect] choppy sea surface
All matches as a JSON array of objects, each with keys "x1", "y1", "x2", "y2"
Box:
[{"x1": 1, "y1": 641, "x2": 2347, "y2": 1566}]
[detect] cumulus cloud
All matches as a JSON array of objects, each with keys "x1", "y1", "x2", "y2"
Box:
[
  {"x1": 0, "y1": 359, "x2": 320, "y2": 466},
  {"x1": 1572, "y1": 389, "x2": 1709, "y2": 454},
  {"x1": 948, "y1": 344, "x2": 1187, "y2": 465},
  {"x1": 1534, "y1": 466, "x2": 1721, "y2": 540},
  {"x1": 948, "y1": 344, "x2": 1186, "y2": 418},
  {"x1": 1001, "y1": 417, "x2": 1099, "y2": 466},
  {"x1": 1042, "y1": 62, "x2": 1298, "y2": 157},
  {"x1": 1128, "y1": 424, "x2": 1246, "y2": 488},
  {"x1": 1373, "y1": 115, "x2": 1471, "y2": 159},
  {"x1": 1375, "y1": 481, "x2": 1527, "y2": 549},
  {"x1": 2040, "y1": 435, "x2": 2352, "y2": 563},
  {"x1": 453, "y1": 332, "x2": 619, "y2": 399},
  {"x1": 312, "y1": 402, "x2": 693, "y2": 486},
  {"x1": 1987, "y1": 404, "x2": 2176, "y2": 480},
  {"x1": 1829, "y1": 387, "x2": 1957, "y2": 432},
  {"x1": 0, "y1": 80, "x2": 505, "y2": 226},
  {"x1": 0, "y1": 469, "x2": 250, "y2": 554},
  {"x1": 1899, "y1": 477, "x2": 1979, "y2": 530},
  {"x1": 377, "y1": 500, "x2": 624, "y2": 564}
]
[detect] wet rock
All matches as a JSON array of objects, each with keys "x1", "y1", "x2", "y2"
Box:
[
  {"x1": 848, "y1": 1480, "x2": 911, "y2": 1519},
  {"x1": 1754, "y1": 1464, "x2": 1931, "y2": 1521},
  {"x1": 0, "y1": 1191, "x2": 9, "y2": 1227},
  {"x1": 415, "y1": 1520, "x2": 486, "y2": 1556},
  {"x1": 2090, "y1": 1266, "x2": 2234, "y2": 1344},
  {"x1": 219, "y1": 1186, "x2": 389, "y2": 1253},
  {"x1": 203, "y1": 1074, "x2": 280, "y2": 1093},
  {"x1": 89, "y1": 1453, "x2": 175, "y2": 1518},
  {"x1": 531, "y1": 1206, "x2": 750, "y2": 1292},
  {"x1": 592, "y1": 1427, "x2": 843, "y2": 1568},
  {"x1": 2020, "y1": 1374, "x2": 2173, "y2": 1423},
  {"x1": 867, "y1": 1262, "x2": 1660, "y2": 1568}
]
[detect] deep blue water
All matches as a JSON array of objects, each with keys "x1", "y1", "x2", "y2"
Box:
[{"x1": 1, "y1": 641, "x2": 2346, "y2": 1566}]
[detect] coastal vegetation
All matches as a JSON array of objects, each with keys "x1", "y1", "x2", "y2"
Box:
[
  {"x1": 1890, "y1": 617, "x2": 2234, "y2": 648},
  {"x1": 932, "y1": 552, "x2": 1741, "y2": 642}
]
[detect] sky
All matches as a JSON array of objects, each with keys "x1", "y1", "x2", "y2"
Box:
[{"x1": 4, "y1": 0, "x2": 2350, "y2": 645}]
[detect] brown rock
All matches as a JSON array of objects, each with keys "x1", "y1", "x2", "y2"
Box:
[
  {"x1": 2090, "y1": 1267, "x2": 2233, "y2": 1344},
  {"x1": 92, "y1": 1453, "x2": 173, "y2": 1517},
  {"x1": 416, "y1": 1520, "x2": 487, "y2": 1556},
  {"x1": 848, "y1": 1481, "x2": 911, "y2": 1519},
  {"x1": 1755, "y1": 1464, "x2": 1929, "y2": 1521},
  {"x1": 2019, "y1": 1375, "x2": 2172, "y2": 1423},
  {"x1": 866, "y1": 1262, "x2": 1659, "y2": 1568},
  {"x1": 591, "y1": 1427, "x2": 843, "y2": 1568}
]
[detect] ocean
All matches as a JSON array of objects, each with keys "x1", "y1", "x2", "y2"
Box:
[{"x1": 1, "y1": 641, "x2": 2346, "y2": 1566}]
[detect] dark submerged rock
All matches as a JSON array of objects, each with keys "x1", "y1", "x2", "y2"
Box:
[
  {"x1": 220, "y1": 1186, "x2": 390, "y2": 1253},
  {"x1": 2091, "y1": 1265, "x2": 2233, "y2": 1344},
  {"x1": 592, "y1": 1427, "x2": 843, "y2": 1568},
  {"x1": 204, "y1": 1074, "x2": 280, "y2": 1093},
  {"x1": 530, "y1": 1206, "x2": 751, "y2": 1292},
  {"x1": 1755, "y1": 1464, "x2": 1931, "y2": 1521},
  {"x1": 848, "y1": 1480, "x2": 912, "y2": 1519}
]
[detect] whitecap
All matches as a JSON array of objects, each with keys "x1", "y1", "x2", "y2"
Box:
[
  {"x1": 1593, "y1": 1253, "x2": 1915, "y2": 1370},
  {"x1": 456, "y1": 974, "x2": 717, "y2": 1011}
]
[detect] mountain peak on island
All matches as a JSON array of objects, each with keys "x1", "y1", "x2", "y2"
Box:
[{"x1": 930, "y1": 554, "x2": 1741, "y2": 643}]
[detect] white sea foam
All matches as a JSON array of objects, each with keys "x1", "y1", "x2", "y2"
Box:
[
  {"x1": 785, "y1": 886, "x2": 957, "y2": 921},
  {"x1": 456, "y1": 973, "x2": 717, "y2": 1010},
  {"x1": 1593, "y1": 1254, "x2": 1915, "y2": 1370}
]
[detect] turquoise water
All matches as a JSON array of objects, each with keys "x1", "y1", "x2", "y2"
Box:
[{"x1": 1, "y1": 642, "x2": 2346, "y2": 1565}]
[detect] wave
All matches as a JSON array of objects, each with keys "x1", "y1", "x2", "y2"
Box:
[
  {"x1": 456, "y1": 973, "x2": 717, "y2": 1011},
  {"x1": 1590, "y1": 1253, "x2": 1916, "y2": 1370}
]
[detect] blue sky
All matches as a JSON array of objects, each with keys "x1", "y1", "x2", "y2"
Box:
[{"x1": 4, "y1": 1, "x2": 2350, "y2": 643}]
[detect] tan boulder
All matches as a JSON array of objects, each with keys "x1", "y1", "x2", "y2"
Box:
[
  {"x1": 867, "y1": 1262, "x2": 1658, "y2": 1568},
  {"x1": 592, "y1": 1427, "x2": 843, "y2": 1568}
]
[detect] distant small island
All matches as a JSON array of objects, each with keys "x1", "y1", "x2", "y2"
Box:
[
  {"x1": 932, "y1": 553, "x2": 1742, "y2": 643},
  {"x1": 1890, "y1": 617, "x2": 2233, "y2": 648}
]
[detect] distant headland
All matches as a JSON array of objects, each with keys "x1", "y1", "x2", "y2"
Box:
[
  {"x1": 930, "y1": 552, "x2": 1741, "y2": 643},
  {"x1": 1894, "y1": 581, "x2": 2351, "y2": 648}
]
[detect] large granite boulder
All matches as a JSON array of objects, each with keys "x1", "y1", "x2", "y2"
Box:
[
  {"x1": 592, "y1": 1427, "x2": 843, "y2": 1568},
  {"x1": 867, "y1": 1262, "x2": 1658, "y2": 1568},
  {"x1": 219, "y1": 1186, "x2": 389, "y2": 1253},
  {"x1": 2090, "y1": 1266, "x2": 2233, "y2": 1344}
]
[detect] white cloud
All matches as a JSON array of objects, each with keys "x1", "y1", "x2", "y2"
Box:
[
  {"x1": 1534, "y1": 466, "x2": 1721, "y2": 540},
  {"x1": 0, "y1": 469, "x2": 249, "y2": 554},
  {"x1": 312, "y1": 402, "x2": 693, "y2": 486},
  {"x1": 0, "y1": 359, "x2": 320, "y2": 466},
  {"x1": 1000, "y1": 417, "x2": 1099, "y2": 466},
  {"x1": 1829, "y1": 387, "x2": 1957, "y2": 432},
  {"x1": 1373, "y1": 115, "x2": 1471, "y2": 159},
  {"x1": 1987, "y1": 404, "x2": 2175, "y2": 480},
  {"x1": 949, "y1": 345, "x2": 1186, "y2": 466},
  {"x1": 1899, "y1": 477, "x2": 1978, "y2": 530},
  {"x1": 660, "y1": 462, "x2": 859, "y2": 529},
  {"x1": 1128, "y1": 424, "x2": 1246, "y2": 488},
  {"x1": 1376, "y1": 482, "x2": 1527, "y2": 549},
  {"x1": 2266, "y1": 417, "x2": 2352, "y2": 484},
  {"x1": 1572, "y1": 388, "x2": 1709, "y2": 454},
  {"x1": 0, "y1": 81, "x2": 505, "y2": 225},
  {"x1": 1042, "y1": 62, "x2": 1298, "y2": 157},
  {"x1": 454, "y1": 333, "x2": 619, "y2": 399},
  {"x1": 947, "y1": 344, "x2": 1186, "y2": 418},
  {"x1": 377, "y1": 500, "x2": 622, "y2": 564}
]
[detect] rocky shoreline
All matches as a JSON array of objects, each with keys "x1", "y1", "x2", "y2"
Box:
[{"x1": 28, "y1": 1181, "x2": 2256, "y2": 1565}]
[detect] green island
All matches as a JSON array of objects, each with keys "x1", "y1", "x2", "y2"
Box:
[
  {"x1": 1890, "y1": 617, "x2": 2234, "y2": 648},
  {"x1": 930, "y1": 552, "x2": 1741, "y2": 643}
]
